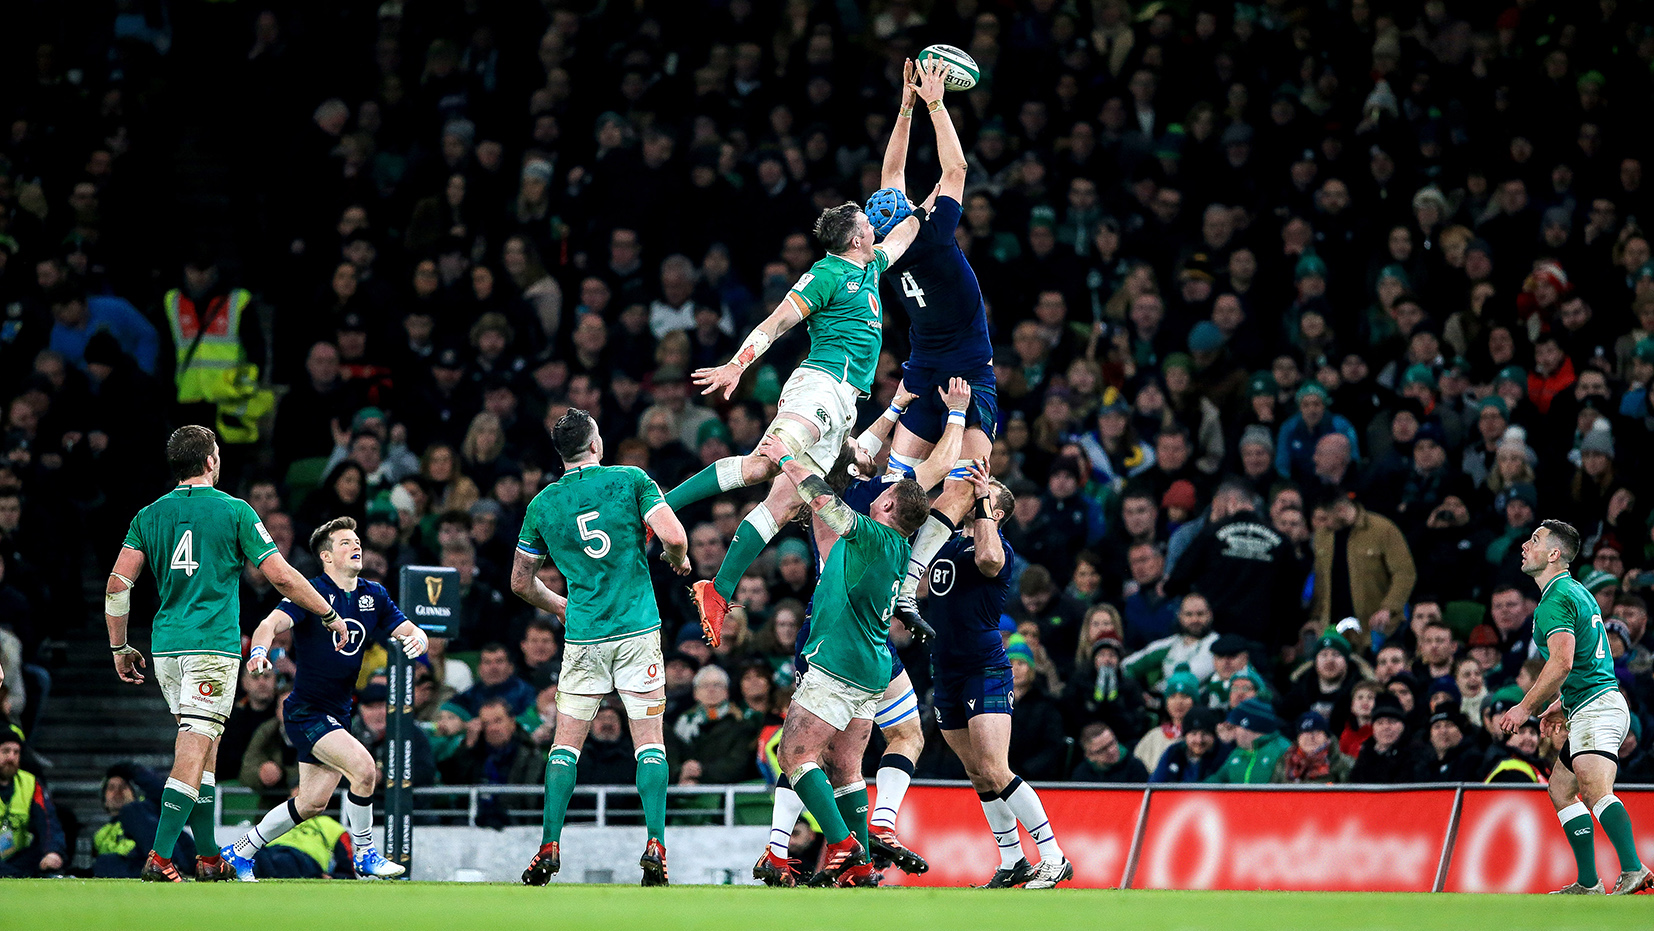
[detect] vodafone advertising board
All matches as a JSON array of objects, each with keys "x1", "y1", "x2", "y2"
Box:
[
  {"x1": 882, "y1": 785, "x2": 1142, "y2": 887},
  {"x1": 1443, "y1": 787, "x2": 1654, "y2": 893},
  {"x1": 883, "y1": 784, "x2": 1654, "y2": 892}
]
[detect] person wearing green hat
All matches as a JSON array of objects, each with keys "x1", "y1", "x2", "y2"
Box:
[
  {"x1": 1281, "y1": 629, "x2": 1362, "y2": 733},
  {"x1": 1132, "y1": 665, "x2": 1202, "y2": 771},
  {"x1": 1204, "y1": 698, "x2": 1292, "y2": 784},
  {"x1": 1579, "y1": 567, "x2": 1619, "y2": 619},
  {"x1": 1274, "y1": 379, "x2": 1360, "y2": 483}
]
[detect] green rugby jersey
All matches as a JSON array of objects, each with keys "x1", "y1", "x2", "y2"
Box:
[
  {"x1": 517, "y1": 464, "x2": 667, "y2": 644},
  {"x1": 1533, "y1": 571, "x2": 1619, "y2": 715},
  {"x1": 800, "y1": 513, "x2": 911, "y2": 693},
  {"x1": 785, "y1": 248, "x2": 890, "y2": 394},
  {"x1": 122, "y1": 484, "x2": 279, "y2": 657}
]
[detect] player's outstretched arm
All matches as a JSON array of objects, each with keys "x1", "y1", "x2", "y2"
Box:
[
  {"x1": 693, "y1": 303, "x2": 804, "y2": 401},
  {"x1": 1499, "y1": 630, "x2": 1573, "y2": 733},
  {"x1": 646, "y1": 505, "x2": 692, "y2": 576},
  {"x1": 880, "y1": 58, "x2": 918, "y2": 191},
  {"x1": 760, "y1": 436, "x2": 857, "y2": 540},
  {"x1": 246, "y1": 610, "x2": 295, "y2": 675},
  {"x1": 258, "y1": 550, "x2": 350, "y2": 648},
  {"x1": 510, "y1": 549, "x2": 569, "y2": 618},
  {"x1": 877, "y1": 212, "x2": 924, "y2": 265},
  {"x1": 962, "y1": 461, "x2": 1006, "y2": 577},
  {"x1": 913, "y1": 378, "x2": 972, "y2": 491},
  {"x1": 917, "y1": 58, "x2": 968, "y2": 202},
  {"x1": 854, "y1": 379, "x2": 920, "y2": 461},
  {"x1": 106, "y1": 546, "x2": 147, "y2": 684}
]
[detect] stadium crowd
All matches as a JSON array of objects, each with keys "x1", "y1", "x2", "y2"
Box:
[{"x1": 6, "y1": 0, "x2": 1654, "y2": 875}]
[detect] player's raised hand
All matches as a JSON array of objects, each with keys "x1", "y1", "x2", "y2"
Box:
[
  {"x1": 916, "y1": 57, "x2": 947, "y2": 104},
  {"x1": 693, "y1": 362, "x2": 743, "y2": 400},
  {"x1": 964, "y1": 460, "x2": 994, "y2": 500},
  {"x1": 901, "y1": 59, "x2": 916, "y2": 109},
  {"x1": 112, "y1": 644, "x2": 146, "y2": 684},
  {"x1": 247, "y1": 645, "x2": 272, "y2": 676},
  {"x1": 893, "y1": 378, "x2": 919, "y2": 410},
  {"x1": 941, "y1": 376, "x2": 972, "y2": 412}
]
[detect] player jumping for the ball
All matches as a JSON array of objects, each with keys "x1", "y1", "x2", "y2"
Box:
[
  {"x1": 220, "y1": 517, "x2": 430, "y2": 881},
  {"x1": 870, "y1": 58, "x2": 1000, "y2": 631},
  {"x1": 1501, "y1": 519, "x2": 1649, "y2": 895},
  {"x1": 663, "y1": 190, "x2": 929, "y2": 645},
  {"x1": 513, "y1": 410, "x2": 691, "y2": 887},
  {"x1": 755, "y1": 378, "x2": 971, "y2": 886},
  {"x1": 931, "y1": 464, "x2": 1071, "y2": 888}
]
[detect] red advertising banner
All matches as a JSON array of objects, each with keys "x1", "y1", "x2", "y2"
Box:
[
  {"x1": 1443, "y1": 787, "x2": 1654, "y2": 893},
  {"x1": 884, "y1": 785, "x2": 1143, "y2": 888},
  {"x1": 1129, "y1": 788, "x2": 1455, "y2": 892}
]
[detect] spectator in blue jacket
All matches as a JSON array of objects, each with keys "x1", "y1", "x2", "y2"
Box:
[
  {"x1": 46, "y1": 285, "x2": 159, "y2": 375},
  {"x1": 1275, "y1": 382, "x2": 1361, "y2": 483}
]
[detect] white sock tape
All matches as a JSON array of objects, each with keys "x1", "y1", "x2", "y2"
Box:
[
  {"x1": 1558, "y1": 801, "x2": 1590, "y2": 825},
  {"x1": 1591, "y1": 794, "x2": 1621, "y2": 820}
]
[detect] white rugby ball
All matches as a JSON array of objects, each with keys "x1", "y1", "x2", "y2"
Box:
[{"x1": 918, "y1": 44, "x2": 980, "y2": 92}]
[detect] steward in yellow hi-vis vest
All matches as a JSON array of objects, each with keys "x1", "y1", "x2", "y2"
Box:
[{"x1": 163, "y1": 256, "x2": 273, "y2": 444}]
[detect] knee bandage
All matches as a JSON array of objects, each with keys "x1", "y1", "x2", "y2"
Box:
[
  {"x1": 178, "y1": 714, "x2": 226, "y2": 739},
  {"x1": 621, "y1": 693, "x2": 667, "y2": 720},
  {"x1": 886, "y1": 452, "x2": 921, "y2": 479},
  {"x1": 555, "y1": 691, "x2": 602, "y2": 721},
  {"x1": 767, "y1": 418, "x2": 820, "y2": 464}
]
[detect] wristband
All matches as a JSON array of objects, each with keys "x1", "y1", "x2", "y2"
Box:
[
  {"x1": 947, "y1": 409, "x2": 967, "y2": 425},
  {"x1": 250, "y1": 645, "x2": 268, "y2": 659},
  {"x1": 975, "y1": 496, "x2": 995, "y2": 521},
  {"x1": 882, "y1": 402, "x2": 905, "y2": 424},
  {"x1": 321, "y1": 609, "x2": 342, "y2": 625},
  {"x1": 927, "y1": 99, "x2": 944, "y2": 113},
  {"x1": 779, "y1": 455, "x2": 794, "y2": 466},
  {"x1": 110, "y1": 642, "x2": 130, "y2": 653},
  {"x1": 899, "y1": 106, "x2": 913, "y2": 119},
  {"x1": 912, "y1": 205, "x2": 928, "y2": 223}
]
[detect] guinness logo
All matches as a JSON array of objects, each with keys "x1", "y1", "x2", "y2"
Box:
[{"x1": 425, "y1": 575, "x2": 443, "y2": 604}]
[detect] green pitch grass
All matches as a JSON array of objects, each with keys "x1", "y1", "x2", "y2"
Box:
[{"x1": 9, "y1": 881, "x2": 1650, "y2": 931}]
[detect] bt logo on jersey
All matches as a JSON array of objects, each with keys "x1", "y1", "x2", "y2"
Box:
[{"x1": 930, "y1": 558, "x2": 957, "y2": 596}]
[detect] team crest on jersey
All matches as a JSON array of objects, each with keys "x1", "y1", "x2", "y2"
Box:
[
  {"x1": 814, "y1": 408, "x2": 831, "y2": 426},
  {"x1": 846, "y1": 281, "x2": 859, "y2": 292},
  {"x1": 358, "y1": 593, "x2": 375, "y2": 610}
]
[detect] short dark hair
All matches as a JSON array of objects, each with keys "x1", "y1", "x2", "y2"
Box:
[
  {"x1": 553, "y1": 408, "x2": 598, "y2": 461},
  {"x1": 166, "y1": 425, "x2": 218, "y2": 481},
  {"x1": 310, "y1": 516, "x2": 358, "y2": 556},
  {"x1": 888, "y1": 478, "x2": 930, "y2": 535},
  {"x1": 1539, "y1": 519, "x2": 1581, "y2": 564},
  {"x1": 523, "y1": 618, "x2": 557, "y2": 638},
  {"x1": 813, "y1": 202, "x2": 862, "y2": 253},
  {"x1": 988, "y1": 479, "x2": 1014, "y2": 521},
  {"x1": 479, "y1": 642, "x2": 511, "y2": 658}
]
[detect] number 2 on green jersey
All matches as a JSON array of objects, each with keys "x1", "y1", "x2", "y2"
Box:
[
  {"x1": 171, "y1": 529, "x2": 199, "y2": 577},
  {"x1": 576, "y1": 510, "x2": 610, "y2": 558}
]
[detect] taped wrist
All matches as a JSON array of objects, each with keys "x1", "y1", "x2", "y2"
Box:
[{"x1": 733, "y1": 327, "x2": 772, "y2": 369}]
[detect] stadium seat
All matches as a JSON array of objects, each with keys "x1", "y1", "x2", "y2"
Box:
[{"x1": 283, "y1": 457, "x2": 331, "y2": 512}]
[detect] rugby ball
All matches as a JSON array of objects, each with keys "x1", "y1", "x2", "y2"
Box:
[{"x1": 918, "y1": 44, "x2": 980, "y2": 92}]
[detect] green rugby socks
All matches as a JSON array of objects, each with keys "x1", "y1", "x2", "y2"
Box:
[
  {"x1": 154, "y1": 777, "x2": 198, "y2": 859},
  {"x1": 189, "y1": 772, "x2": 219, "y2": 853},
  {"x1": 666, "y1": 458, "x2": 748, "y2": 511},
  {"x1": 1558, "y1": 801, "x2": 1599, "y2": 888},
  {"x1": 714, "y1": 509, "x2": 779, "y2": 599},
  {"x1": 1593, "y1": 794, "x2": 1644, "y2": 872},
  {"x1": 635, "y1": 744, "x2": 669, "y2": 843},
  {"x1": 791, "y1": 763, "x2": 850, "y2": 844},
  {"x1": 833, "y1": 781, "x2": 870, "y2": 854},
  {"x1": 542, "y1": 745, "x2": 580, "y2": 845}
]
